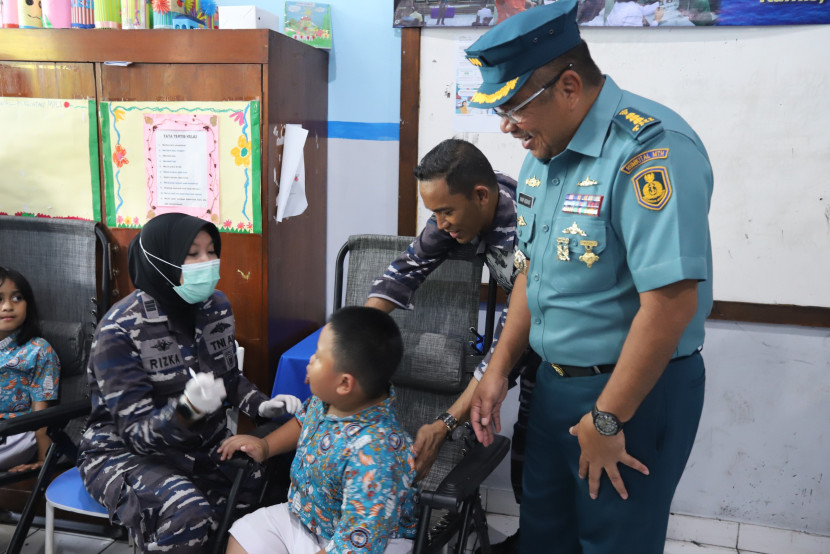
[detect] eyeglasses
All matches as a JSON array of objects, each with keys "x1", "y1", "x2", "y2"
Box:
[{"x1": 493, "y1": 63, "x2": 574, "y2": 125}]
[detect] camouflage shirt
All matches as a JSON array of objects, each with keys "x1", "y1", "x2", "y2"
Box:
[
  {"x1": 79, "y1": 290, "x2": 268, "y2": 478},
  {"x1": 369, "y1": 174, "x2": 519, "y2": 380}
]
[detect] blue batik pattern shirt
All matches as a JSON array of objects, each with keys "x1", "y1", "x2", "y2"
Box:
[
  {"x1": 1, "y1": 331, "x2": 60, "y2": 419},
  {"x1": 289, "y1": 389, "x2": 419, "y2": 553}
]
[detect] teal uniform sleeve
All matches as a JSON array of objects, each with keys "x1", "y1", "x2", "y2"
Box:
[{"x1": 615, "y1": 131, "x2": 713, "y2": 293}]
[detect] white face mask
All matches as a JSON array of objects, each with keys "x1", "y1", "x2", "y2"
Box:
[{"x1": 140, "y1": 238, "x2": 220, "y2": 304}]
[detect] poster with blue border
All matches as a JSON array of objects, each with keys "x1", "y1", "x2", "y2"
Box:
[{"x1": 393, "y1": 0, "x2": 830, "y2": 28}]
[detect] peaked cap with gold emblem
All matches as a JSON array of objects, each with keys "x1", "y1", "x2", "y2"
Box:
[{"x1": 465, "y1": 0, "x2": 581, "y2": 110}]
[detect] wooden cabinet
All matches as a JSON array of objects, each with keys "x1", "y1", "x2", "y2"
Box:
[{"x1": 0, "y1": 30, "x2": 328, "y2": 393}]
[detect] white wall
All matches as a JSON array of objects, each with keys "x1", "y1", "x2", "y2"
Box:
[{"x1": 674, "y1": 320, "x2": 830, "y2": 535}]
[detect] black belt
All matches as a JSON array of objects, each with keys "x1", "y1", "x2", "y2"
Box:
[{"x1": 550, "y1": 363, "x2": 615, "y2": 378}]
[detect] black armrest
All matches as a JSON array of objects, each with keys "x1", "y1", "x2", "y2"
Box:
[
  {"x1": 223, "y1": 452, "x2": 257, "y2": 472},
  {"x1": 0, "y1": 399, "x2": 91, "y2": 437},
  {"x1": 419, "y1": 434, "x2": 510, "y2": 512}
]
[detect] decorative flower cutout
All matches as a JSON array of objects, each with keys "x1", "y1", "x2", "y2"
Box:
[
  {"x1": 231, "y1": 135, "x2": 251, "y2": 167},
  {"x1": 113, "y1": 144, "x2": 129, "y2": 168}
]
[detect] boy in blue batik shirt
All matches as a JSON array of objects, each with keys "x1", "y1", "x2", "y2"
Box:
[{"x1": 219, "y1": 307, "x2": 418, "y2": 554}]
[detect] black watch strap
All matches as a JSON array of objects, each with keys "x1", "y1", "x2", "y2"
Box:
[{"x1": 435, "y1": 412, "x2": 458, "y2": 440}]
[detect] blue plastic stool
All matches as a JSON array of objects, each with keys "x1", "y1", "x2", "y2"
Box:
[{"x1": 44, "y1": 467, "x2": 131, "y2": 554}]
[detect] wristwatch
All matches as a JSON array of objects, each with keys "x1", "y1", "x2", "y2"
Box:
[
  {"x1": 591, "y1": 404, "x2": 624, "y2": 436},
  {"x1": 435, "y1": 412, "x2": 459, "y2": 440}
]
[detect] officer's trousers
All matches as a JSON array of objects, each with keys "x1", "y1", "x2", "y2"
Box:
[{"x1": 519, "y1": 352, "x2": 705, "y2": 554}]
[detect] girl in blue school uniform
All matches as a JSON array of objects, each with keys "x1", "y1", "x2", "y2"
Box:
[{"x1": 0, "y1": 266, "x2": 61, "y2": 472}]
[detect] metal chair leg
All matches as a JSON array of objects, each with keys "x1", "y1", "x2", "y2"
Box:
[
  {"x1": 412, "y1": 503, "x2": 433, "y2": 554},
  {"x1": 210, "y1": 463, "x2": 249, "y2": 554},
  {"x1": 45, "y1": 499, "x2": 55, "y2": 554},
  {"x1": 6, "y1": 444, "x2": 60, "y2": 554},
  {"x1": 471, "y1": 494, "x2": 491, "y2": 554},
  {"x1": 452, "y1": 499, "x2": 475, "y2": 554}
]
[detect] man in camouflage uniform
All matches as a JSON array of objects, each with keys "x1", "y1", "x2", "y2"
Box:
[{"x1": 366, "y1": 139, "x2": 539, "y2": 552}]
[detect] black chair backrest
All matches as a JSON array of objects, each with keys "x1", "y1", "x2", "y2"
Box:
[
  {"x1": 0, "y1": 216, "x2": 109, "y2": 417},
  {"x1": 334, "y1": 234, "x2": 485, "y2": 490}
]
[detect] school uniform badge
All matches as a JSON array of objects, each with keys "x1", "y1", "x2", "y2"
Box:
[{"x1": 632, "y1": 166, "x2": 672, "y2": 210}]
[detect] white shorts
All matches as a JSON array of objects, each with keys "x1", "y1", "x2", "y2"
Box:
[
  {"x1": 229, "y1": 502, "x2": 413, "y2": 554},
  {"x1": 0, "y1": 431, "x2": 37, "y2": 471}
]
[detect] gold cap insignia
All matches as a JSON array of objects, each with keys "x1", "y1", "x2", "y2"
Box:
[
  {"x1": 561, "y1": 222, "x2": 586, "y2": 236},
  {"x1": 526, "y1": 176, "x2": 541, "y2": 188},
  {"x1": 470, "y1": 77, "x2": 519, "y2": 105}
]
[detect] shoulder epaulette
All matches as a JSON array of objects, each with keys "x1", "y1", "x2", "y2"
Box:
[{"x1": 613, "y1": 107, "x2": 663, "y2": 144}]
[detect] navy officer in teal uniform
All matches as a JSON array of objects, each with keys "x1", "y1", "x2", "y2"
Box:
[{"x1": 465, "y1": 1, "x2": 714, "y2": 552}]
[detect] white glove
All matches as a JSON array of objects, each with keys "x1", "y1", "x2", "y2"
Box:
[
  {"x1": 258, "y1": 394, "x2": 302, "y2": 419},
  {"x1": 181, "y1": 372, "x2": 227, "y2": 419}
]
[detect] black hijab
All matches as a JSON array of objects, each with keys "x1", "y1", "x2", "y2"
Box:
[{"x1": 128, "y1": 213, "x2": 222, "y2": 317}]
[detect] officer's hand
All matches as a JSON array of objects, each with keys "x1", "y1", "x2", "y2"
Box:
[
  {"x1": 218, "y1": 434, "x2": 270, "y2": 463},
  {"x1": 182, "y1": 372, "x2": 227, "y2": 419},
  {"x1": 258, "y1": 394, "x2": 302, "y2": 419},
  {"x1": 569, "y1": 412, "x2": 649, "y2": 500},
  {"x1": 412, "y1": 420, "x2": 446, "y2": 482},
  {"x1": 470, "y1": 371, "x2": 508, "y2": 447}
]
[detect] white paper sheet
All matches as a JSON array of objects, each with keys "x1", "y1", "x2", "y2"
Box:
[
  {"x1": 275, "y1": 124, "x2": 309, "y2": 222},
  {"x1": 453, "y1": 35, "x2": 502, "y2": 133}
]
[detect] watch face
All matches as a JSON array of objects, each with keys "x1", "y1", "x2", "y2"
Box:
[
  {"x1": 595, "y1": 413, "x2": 618, "y2": 435},
  {"x1": 593, "y1": 409, "x2": 622, "y2": 436}
]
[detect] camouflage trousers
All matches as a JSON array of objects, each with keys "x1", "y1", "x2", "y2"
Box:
[{"x1": 85, "y1": 452, "x2": 262, "y2": 553}]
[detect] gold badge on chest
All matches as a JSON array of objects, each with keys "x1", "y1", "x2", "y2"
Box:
[
  {"x1": 525, "y1": 176, "x2": 541, "y2": 188},
  {"x1": 561, "y1": 222, "x2": 587, "y2": 237},
  {"x1": 579, "y1": 240, "x2": 599, "y2": 268},
  {"x1": 556, "y1": 238, "x2": 571, "y2": 261}
]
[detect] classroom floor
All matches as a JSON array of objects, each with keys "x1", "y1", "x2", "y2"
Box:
[{"x1": 0, "y1": 514, "x2": 750, "y2": 554}]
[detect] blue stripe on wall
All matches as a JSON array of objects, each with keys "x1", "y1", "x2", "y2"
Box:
[{"x1": 328, "y1": 121, "x2": 400, "y2": 141}]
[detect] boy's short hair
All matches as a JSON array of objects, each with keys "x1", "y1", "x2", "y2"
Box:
[{"x1": 328, "y1": 306, "x2": 403, "y2": 399}]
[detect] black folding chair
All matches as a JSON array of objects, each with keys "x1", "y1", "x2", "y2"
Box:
[
  {"x1": 334, "y1": 234, "x2": 507, "y2": 553},
  {"x1": 0, "y1": 216, "x2": 112, "y2": 554}
]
